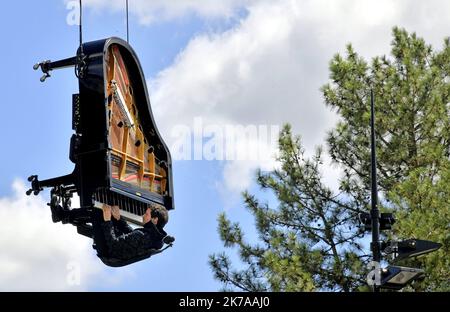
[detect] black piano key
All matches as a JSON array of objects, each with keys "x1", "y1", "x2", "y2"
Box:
[{"x1": 106, "y1": 189, "x2": 109, "y2": 205}]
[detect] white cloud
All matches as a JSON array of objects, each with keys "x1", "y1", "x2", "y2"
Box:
[
  {"x1": 146, "y1": 0, "x2": 450, "y2": 197},
  {"x1": 0, "y1": 180, "x2": 131, "y2": 291},
  {"x1": 221, "y1": 134, "x2": 280, "y2": 193},
  {"x1": 81, "y1": 0, "x2": 257, "y2": 24}
]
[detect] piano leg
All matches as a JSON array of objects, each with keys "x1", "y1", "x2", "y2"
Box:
[{"x1": 27, "y1": 173, "x2": 76, "y2": 196}]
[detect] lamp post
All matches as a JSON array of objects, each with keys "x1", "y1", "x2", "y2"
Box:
[
  {"x1": 369, "y1": 89, "x2": 381, "y2": 292},
  {"x1": 360, "y1": 90, "x2": 442, "y2": 292}
]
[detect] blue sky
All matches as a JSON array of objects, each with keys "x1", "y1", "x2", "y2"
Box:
[
  {"x1": 0, "y1": 0, "x2": 449, "y2": 291},
  {"x1": 0, "y1": 0, "x2": 259, "y2": 291}
]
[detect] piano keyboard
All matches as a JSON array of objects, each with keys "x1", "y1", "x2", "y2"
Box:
[{"x1": 93, "y1": 188, "x2": 151, "y2": 226}]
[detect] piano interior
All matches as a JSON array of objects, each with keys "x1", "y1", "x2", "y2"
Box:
[{"x1": 106, "y1": 44, "x2": 167, "y2": 196}]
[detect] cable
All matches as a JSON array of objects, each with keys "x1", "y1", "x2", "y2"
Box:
[
  {"x1": 79, "y1": 0, "x2": 83, "y2": 55},
  {"x1": 126, "y1": 0, "x2": 129, "y2": 43},
  {"x1": 75, "y1": 0, "x2": 86, "y2": 79}
]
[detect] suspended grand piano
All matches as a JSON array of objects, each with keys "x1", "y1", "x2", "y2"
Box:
[{"x1": 27, "y1": 37, "x2": 174, "y2": 231}]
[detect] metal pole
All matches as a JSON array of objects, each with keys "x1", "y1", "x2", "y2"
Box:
[{"x1": 370, "y1": 89, "x2": 381, "y2": 292}]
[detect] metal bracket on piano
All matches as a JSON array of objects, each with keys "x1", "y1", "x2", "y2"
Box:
[
  {"x1": 111, "y1": 80, "x2": 134, "y2": 128},
  {"x1": 93, "y1": 201, "x2": 144, "y2": 226},
  {"x1": 50, "y1": 185, "x2": 75, "y2": 211}
]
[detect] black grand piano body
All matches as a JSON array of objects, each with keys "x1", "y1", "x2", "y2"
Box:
[
  {"x1": 75, "y1": 37, "x2": 174, "y2": 212},
  {"x1": 28, "y1": 37, "x2": 174, "y2": 228}
]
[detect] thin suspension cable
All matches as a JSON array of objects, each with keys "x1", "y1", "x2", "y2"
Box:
[
  {"x1": 126, "y1": 0, "x2": 129, "y2": 43},
  {"x1": 79, "y1": 0, "x2": 84, "y2": 55}
]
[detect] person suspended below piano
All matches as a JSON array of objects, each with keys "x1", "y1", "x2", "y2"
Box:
[{"x1": 51, "y1": 199, "x2": 175, "y2": 266}]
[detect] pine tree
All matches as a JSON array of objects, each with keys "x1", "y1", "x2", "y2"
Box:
[{"x1": 209, "y1": 27, "x2": 449, "y2": 291}]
